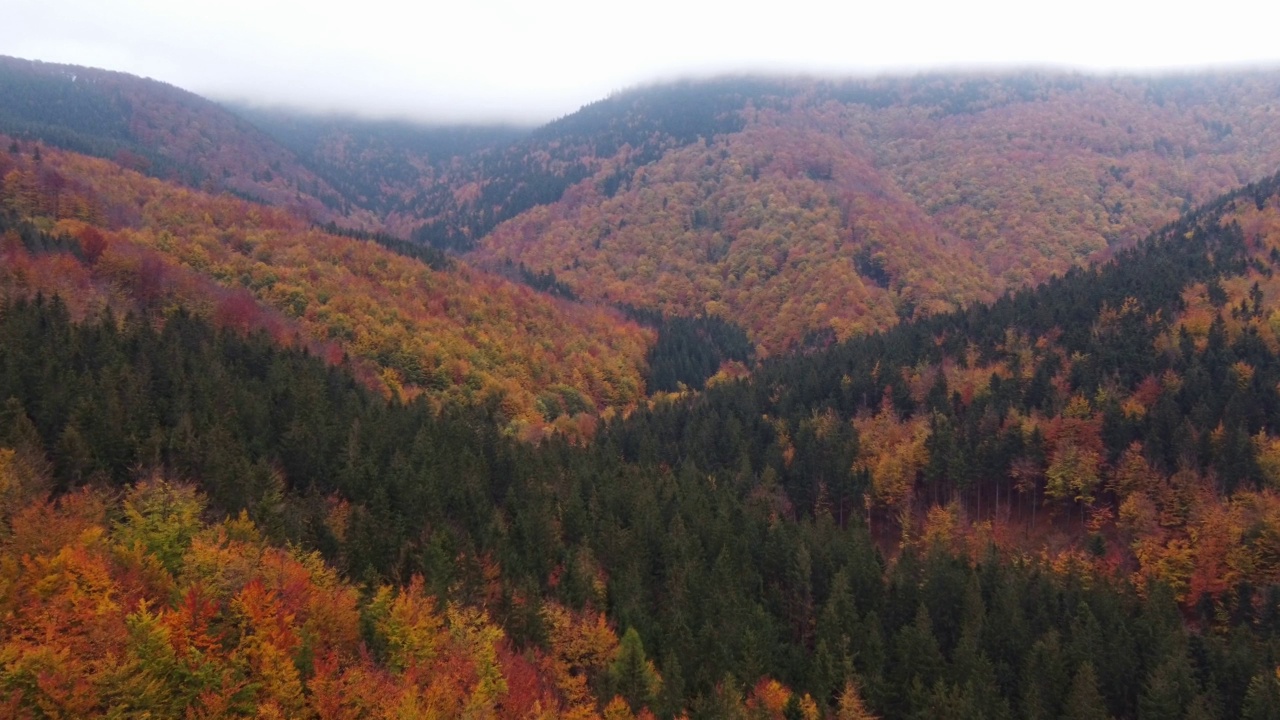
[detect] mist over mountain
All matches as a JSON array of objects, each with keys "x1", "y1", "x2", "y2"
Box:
[{"x1": 12, "y1": 55, "x2": 1280, "y2": 718}]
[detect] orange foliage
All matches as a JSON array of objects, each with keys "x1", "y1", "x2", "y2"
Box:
[
  {"x1": 0, "y1": 478, "x2": 624, "y2": 717},
  {"x1": 852, "y1": 398, "x2": 930, "y2": 513},
  {"x1": 476, "y1": 107, "x2": 991, "y2": 354},
  {"x1": 0, "y1": 141, "x2": 654, "y2": 431},
  {"x1": 540, "y1": 602, "x2": 620, "y2": 712},
  {"x1": 475, "y1": 75, "x2": 1280, "y2": 354}
]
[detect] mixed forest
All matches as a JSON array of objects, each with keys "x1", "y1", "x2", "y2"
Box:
[{"x1": 7, "y1": 56, "x2": 1280, "y2": 718}]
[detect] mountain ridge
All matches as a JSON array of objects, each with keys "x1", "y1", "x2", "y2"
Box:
[
  {"x1": 0, "y1": 55, "x2": 371, "y2": 227},
  {"x1": 13, "y1": 54, "x2": 1280, "y2": 719}
]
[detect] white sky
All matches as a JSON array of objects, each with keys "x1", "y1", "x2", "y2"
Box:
[{"x1": 6, "y1": 0, "x2": 1280, "y2": 124}]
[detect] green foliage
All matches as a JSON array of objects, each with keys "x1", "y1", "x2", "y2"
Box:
[
  {"x1": 643, "y1": 313, "x2": 755, "y2": 392},
  {"x1": 114, "y1": 478, "x2": 206, "y2": 575},
  {"x1": 1063, "y1": 663, "x2": 1111, "y2": 720},
  {"x1": 1244, "y1": 672, "x2": 1280, "y2": 720},
  {"x1": 607, "y1": 627, "x2": 662, "y2": 712}
]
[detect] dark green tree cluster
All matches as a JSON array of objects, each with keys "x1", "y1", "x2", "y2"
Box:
[
  {"x1": 0, "y1": 57, "x2": 194, "y2": 184},
  {"x1": 640, "y1": 313, "x2": 754, "y2": 393},
  {"x1": 404, "y1": 79, "x2": 789, "y2": 252},
  {"x1": 671, "y1": 169, "x2": 1280, "y2": 524},
  {"x1": 317, "y1": 221, "x2": 454, "y2": 271},
  {"x1": 0, "y1": 57, "x2": 137, "y2": 160},
  {"x1": 500, "y1": 260, "x2": 580, "y2": 300},
  {"x1": 229, "y1": 107, "x2": 524, "y2": 217}
]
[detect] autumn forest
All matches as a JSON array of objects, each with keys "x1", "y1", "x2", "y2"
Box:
[{"x1": 7, "y1": 55, "x2": 1280, "y2": 718}]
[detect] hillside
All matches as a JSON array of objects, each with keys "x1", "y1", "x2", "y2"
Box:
[
  {"x1": 0, "y1": 55, "x2": 371, "y2": 227},
  {"x1": 0, "y1": 477, "x2": 631, "y2": 718},
  {"x1": 0, "y1": 139, "x2": 652, "y2": 433},
  {"x1": 472, "y1": 105, "x2": 993, "y2": 352},
  {"x1": 227, "y1": 107, "x2": 527, "y2": 225},
  {"x1": 235, "y1": 79, "x2": 789, "y2": 245},
  {"x1": 472, "y1": 73, "x2": 1280, "y2": 353},
  {"x1": 10, "y1": 161, "x2": 1280, "y2": 717},
  {"x1": 15, "y1": 57, "x2": 1280, "y2": 717},
  {"x1": 13, "y1": 57, "x2": 1280, "y2": 359}
]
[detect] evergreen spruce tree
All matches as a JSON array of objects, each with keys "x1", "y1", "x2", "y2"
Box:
[
  {"x1": 608, "y1": 627, "x2": 662, "y2": 712},
  {"x1": 1062, "y1": 662, "x2": 1111, "y2": 720},
  {"x1": 1243, "y1": 672, "x2": 1280, "y2": 720},
  {"x1": 1138, "y1": 652, "x2": 1197, "y2": 720},
  {"x1": 1184, "y1": 694, "x2": 1219, "y2": 720}
]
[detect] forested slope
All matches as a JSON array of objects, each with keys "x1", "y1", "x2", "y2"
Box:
[
  {"x1": 13, "y1": 55, "x2": 1280, "y2": 717},
  {"x1": 236, "y1": 79, "x2": 791, "y2": 245},
  {"x1": 0, "y1": 56, "x2": 369, "y2": 227},
  {"x1": 11, "y1": 56, "x2": 1280, "y2": 360},
  {"x1": 10, "y1": 165, "x2": 1280, "y2": 717},
  {"x1": 0, "y1": 139, "x2": 652, "y2": 433},
  {"x1": 0, "y1": 474, "x2": 659, "y2": 718},
  {"x1": 474, "y1": 73, "x2": 1280, "y2": 352},
  {"x1": 227, "y1": 108, "x2": 527, "y2": 223}
]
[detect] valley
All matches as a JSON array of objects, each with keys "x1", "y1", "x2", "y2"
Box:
[{"x1": 5, "y1": 56, "x2": 1280, "y2": 718}]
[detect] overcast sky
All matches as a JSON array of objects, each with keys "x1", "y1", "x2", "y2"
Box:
[{"x1": 7, "y1": 0, "x2": 1280, "y2": 124}]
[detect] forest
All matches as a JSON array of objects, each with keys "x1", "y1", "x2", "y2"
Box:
[
  {"x1": 472, "y1": 75, "x2": 1280, "y2": 355},
  {"x1": 10, "y1": 57, "x2": 1280, "y2": 718},
  {"x1": 7, "y1": 149, "x2": 1280, "y2": 717},
  {"x1": 0, "y1": 141, "x2": 654, "y2": 437}
]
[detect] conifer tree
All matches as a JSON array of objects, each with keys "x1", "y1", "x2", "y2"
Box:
[
  {"x1": 608, "y1": 627, "x2": 663, "y2": 712},
  {"x1": 1138, "y1": 652, "x2": 1197, "y2": 720},
  {"x1": 1243, "y1": 672, "x2": 1280, "y2": 720},
  {"x1": 1063, "y1": 662, "x2": 1111, "y2": 720}
]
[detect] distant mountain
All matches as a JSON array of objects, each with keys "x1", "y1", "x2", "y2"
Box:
[
  {"x1": 11, "y1": 56, "x2": 1280, "y2": 358},
  {"x1": 226, "y1": 107, "x2": 527, "y2": 224},
  {"x1": 468, "y1": 73, "x2": 1280, "y2": 352},
  {"x1": 233, "y1": 78, "x2": 792, "y2": 245},
  {"x1": 0, "y1": 55, "x2": 371, "y2": 227},
  {"x1": 238, "y1": 72, "x2": 1280, "y2": 354}
]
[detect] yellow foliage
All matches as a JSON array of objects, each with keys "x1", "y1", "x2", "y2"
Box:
[
  {"x1": 367, "y1": 578, "x2": 446, "y2": 672},
  {"x1": 836, "y1": 679, "x2": 878, "y2": 720},
  {"x1": 853, "y1": 403, "x2": 930, "y2": 511},
  {"x1": 921, "y1": 503, "x2": 962, "y2": 550},
  {"x1": 605, "y1": 695, "x2": 638, "y2": 720},
  {"x1": 541, "y1": 603, "x2": 621, "y2": 710},
  {"x1": 1255, "y1": 431, "x2": 1280, "y2": 488},
  {"x1": 0, "y1": 448, "x2": 18, "y2": 518},
  {"x1": 1045, "y1": 443, "x2": 1102, "y2": 507},
  {"x1": 1232, "y1": 361, "x2": 1256, "y2": 390},
  {"x1": 3, "y1": 146, "x2": 656, "y2": 433}
]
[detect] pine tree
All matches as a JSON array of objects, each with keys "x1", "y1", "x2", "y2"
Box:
[
  {"x1": 608, "y1": 627, "x2": 662, "y2": 712},
  {"x1": 1138, "y1": 652, "x2": 1196, "y2": 720},
  {"x1": 889, "y1": 605, "x2": 945, "y2": 717},
  {"x1": 1021, "y1": 632, "x2": 1070, "y2": 719},
  {"x1": 1063, "y1": 662, "x2": 1111, "y2": 720},
  {"x1": 1184, "y1": 694, "x2": 1219, "y2": 720},
  {"x1": 1243, "y1": 672, "x2": 1280, "y2": 720}
]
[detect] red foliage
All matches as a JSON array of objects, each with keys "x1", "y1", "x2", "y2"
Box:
[
  {"x1": 214, "y1": 289, "x2": 263, "y2": 334},
  {"x1": 75, "y1": 226, "x2": 107, "y2": 264}
]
